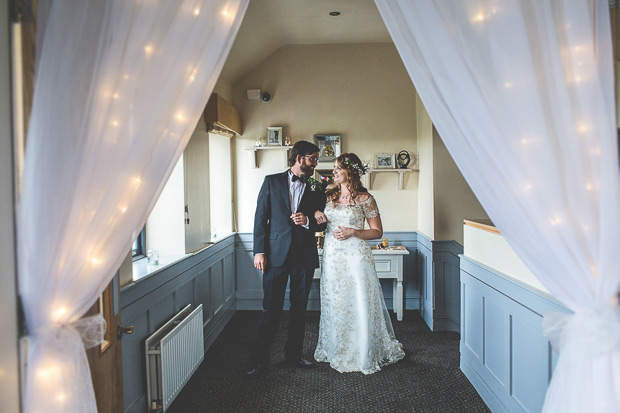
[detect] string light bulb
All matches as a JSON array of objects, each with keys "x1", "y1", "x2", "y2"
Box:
[
  {"x1": 52, "y1": 306, "x2": 68, "y2": 323},
  {"x1": 471, "y1": 12, "x2": 487, "y2": 23},
  {"x1": 590, "y1": 263, "x2": 598, "y2": 278},
  {"x1": 36, "y1": 360, "x2": 60, "y2": 381},
  {"x1": 549, "y1": 215, "x2": 563, "y2": 227},
  {"x1": 220, "y1": 7, "x2": 236, "y2": 22}
]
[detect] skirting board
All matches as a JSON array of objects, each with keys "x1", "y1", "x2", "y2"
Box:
[
  {"x1": 461, "y1": 354, "x2": 509, "y2": 413},
  {"x1": 204, "y1": 298, "x2": 236, "y2": 351}
]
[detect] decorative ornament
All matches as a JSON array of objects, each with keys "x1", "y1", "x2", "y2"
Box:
[{"x1": 397, "y1": 150, "x2": 411, "y2": 169}]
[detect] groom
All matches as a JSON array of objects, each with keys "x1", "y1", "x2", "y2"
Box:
[{"x1": 247, "y1": 140, "x2": 326, "y2": 377}]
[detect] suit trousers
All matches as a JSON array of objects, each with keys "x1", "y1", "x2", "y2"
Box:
[{"x1": 252, "y1": 246, "x2": 315, "y2": 364}]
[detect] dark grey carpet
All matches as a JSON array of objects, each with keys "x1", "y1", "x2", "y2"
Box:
[{"x1": 168, "y1": 310, "x2": 490, "y2": 413}]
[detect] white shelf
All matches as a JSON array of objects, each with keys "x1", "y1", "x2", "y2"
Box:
[
  {"x1": 365, "y1": 168, "x2": 418, "y2": 190},
  {"x1": 246, "y1": 146, "x2": 292, "y2": 168}
]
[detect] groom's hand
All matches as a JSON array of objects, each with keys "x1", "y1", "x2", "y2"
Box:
[
  {"x1": 290, "y1": 212, "x2": 308, "y2": 226},
  {"x1": 254, "y1": 254, "x2": 266, "y2": 274}
]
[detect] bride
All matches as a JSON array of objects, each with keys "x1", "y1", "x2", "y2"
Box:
[{"x1": 313, "y1": 153, "x2": 405, "y2": 374}]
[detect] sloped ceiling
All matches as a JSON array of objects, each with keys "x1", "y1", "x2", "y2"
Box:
[{"x1": 219, "y1": 0, "x2": 392, "y2": 83}]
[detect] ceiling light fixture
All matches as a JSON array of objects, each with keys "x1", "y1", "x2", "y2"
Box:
[{"x1": 329, "y1": 11, "x2": 341, "y2": 16}]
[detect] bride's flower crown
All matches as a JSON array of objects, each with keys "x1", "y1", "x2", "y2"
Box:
[{"x1": 343, "y1": 157, "x2": 369, "y2": 176}]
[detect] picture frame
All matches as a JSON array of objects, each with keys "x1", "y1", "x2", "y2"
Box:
[
  {"x1": 267, "y1": 126, "x2": 283, "y2": 146},
  {"x1": 315, "y1": 169, "x2": 334, "y2": 182},
  {"x1": 374, "y1": 152, "x2": 396, "y2": 169},
  {"x1": 314, "y1": 134, "x2": 341, "y2": 162}
]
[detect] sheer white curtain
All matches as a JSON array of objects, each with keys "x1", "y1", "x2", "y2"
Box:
[
  {"x1": 375, "y1": 0, "x2": 619, "y2": 411},
  {"x1": 17, "y1": 0, "x2": 248, "y2": 411}
]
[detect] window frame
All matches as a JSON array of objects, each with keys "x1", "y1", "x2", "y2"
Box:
[{"x1": 132, "y1": 226, "x2": 146, "y2": 261}]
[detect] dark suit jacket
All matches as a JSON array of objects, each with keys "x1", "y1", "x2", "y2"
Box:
[{"x1": 253, "y1": 170, "x2": 327, "y2": 268}]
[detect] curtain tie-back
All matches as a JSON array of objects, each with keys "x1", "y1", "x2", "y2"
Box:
[
  {"x1": 24, "y1": 315, "x2": 106, "y2": 411},
  {"x1": 34, "y1": 314, "x2": 107, "y2": 352},
  {"x1": 542, "y1": 302, "x2": 620, "y2": 359}
]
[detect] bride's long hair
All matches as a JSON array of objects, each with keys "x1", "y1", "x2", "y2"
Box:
[{"x1": 326, "y1": 153, "x2": 368, "y2": 203}]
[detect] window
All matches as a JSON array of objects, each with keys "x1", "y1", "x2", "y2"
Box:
[
  {"x1": 131, "y1": 117, "x2": 234, "y2": 281},
  {"x1": 208, "y1": 132, "x2": 233, "y2": 239},
  {"x1": 131, "y1": 227, "x2": 146, "y2": 260}
]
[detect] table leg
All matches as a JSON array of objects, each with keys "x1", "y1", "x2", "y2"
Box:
[
  {"x1": 397, "y1": 280, "x2": 403, "y2": 321},
  {"x1": 393, "y1": 280, "x2": 398, "y2": 318}
]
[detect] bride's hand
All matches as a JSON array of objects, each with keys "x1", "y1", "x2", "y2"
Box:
[
  {"x1": 314, "y1": 210, "x2": 328, "y2": 224},
  {"x1": 334, "y1": 226, "x2": 355, "y2": 240}
]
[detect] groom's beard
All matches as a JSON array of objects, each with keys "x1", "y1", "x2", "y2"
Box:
[{"x1": 300, "y1": 162, "x2": 315, "y2": 176}]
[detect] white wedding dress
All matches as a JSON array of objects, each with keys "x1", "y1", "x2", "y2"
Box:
[{"x1": 314, "y1": 194, "x2": 405, "y2": 374}]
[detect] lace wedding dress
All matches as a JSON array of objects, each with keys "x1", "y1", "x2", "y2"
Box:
[{"x1": 314, "y1": 195, "x2": 405, "y2": 374}]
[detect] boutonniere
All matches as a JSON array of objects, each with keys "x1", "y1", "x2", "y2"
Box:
[{"x1": 307, "y1": 176, "x2": 327, "y2": 192}]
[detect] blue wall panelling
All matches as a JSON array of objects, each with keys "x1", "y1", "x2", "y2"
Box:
[
  {"x1": 120, "y1": 235, "x2": 236, "y2": 413},
  {"x1": 235, "y1": 231, "x2": 420, "y2": 312},
  {"x1": 120, "y1": 231, "x2": 503, "y2": 412},
  {"x1": 417, "y1": 234, "x2": 462, "y2": 333},
  {"x1": 460, "y1": 256, "x2": 568, "y2": 413}
]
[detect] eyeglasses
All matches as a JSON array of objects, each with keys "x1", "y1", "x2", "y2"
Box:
[{"x1": 303, "y1": 156, "x2": 319, "y2": 163}]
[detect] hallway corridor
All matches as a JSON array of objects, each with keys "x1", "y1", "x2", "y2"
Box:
[{"x1": 168, "y1": 310, "x2": 489, "y2": 412}]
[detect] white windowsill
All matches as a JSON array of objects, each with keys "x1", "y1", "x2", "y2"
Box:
[
  {"x1": 130, "y1": 232, "x2": 236, "y2": 283},
  {"x1": 132, "y1": 254, "x2": 189, "y2": 282}
]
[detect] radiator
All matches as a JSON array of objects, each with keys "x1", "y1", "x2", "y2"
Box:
[{"x1": 145, "y1": 304, "x2": 204, "y2": 411}]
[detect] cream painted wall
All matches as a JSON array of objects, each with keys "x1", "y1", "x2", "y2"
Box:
[
  {"x1": 616, "y1": 60, "x2": 620, "y2": 125},
  {"x1": 464, "y1": 225, "x2": 547, "y2": 293},
  {"x1": 0, "y1": 2, "x2": 20, "y2": 409},
  {"x1": 416, "y1": 93, "x2": 434, "y2": 240},
  {"x1": 433, "y1": 130, "x2": 488, "y2": 245},
  {"x1": 146, "y1": 154, "x2": 186, "y2": 255},
  {"x1": 231, "y1": 43, "x2": 417, "y2": 232},
  {"x1": 213, "y1": 78, "x2": 233, "y2": 103}
]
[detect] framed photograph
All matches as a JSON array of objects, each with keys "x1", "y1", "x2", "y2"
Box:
[
  {"x1": 267, "y1": 126, "x2": 283, "y2": 146},
  {"x1": 374, "y1": 152, "x2": 396, "y2": 169},
  {"x1": 314, "y1": 134, "x2": 341, "y2": 162}
]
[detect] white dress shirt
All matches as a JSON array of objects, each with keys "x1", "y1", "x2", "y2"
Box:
[
  {"x1": 288, "y1": 170, "x2": 309, "y2": 228},
  {"x1": 288, "y1": 170, "x2": 305, "y2": 213}
]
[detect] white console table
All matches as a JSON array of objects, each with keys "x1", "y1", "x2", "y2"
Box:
[{"x1": 314, "y1": 247, "x2": 409, "y2": 321}]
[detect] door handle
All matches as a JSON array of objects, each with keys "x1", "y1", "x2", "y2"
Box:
[{"x1": 117, "y1": 325, "x2": 134, "y2": 339}]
